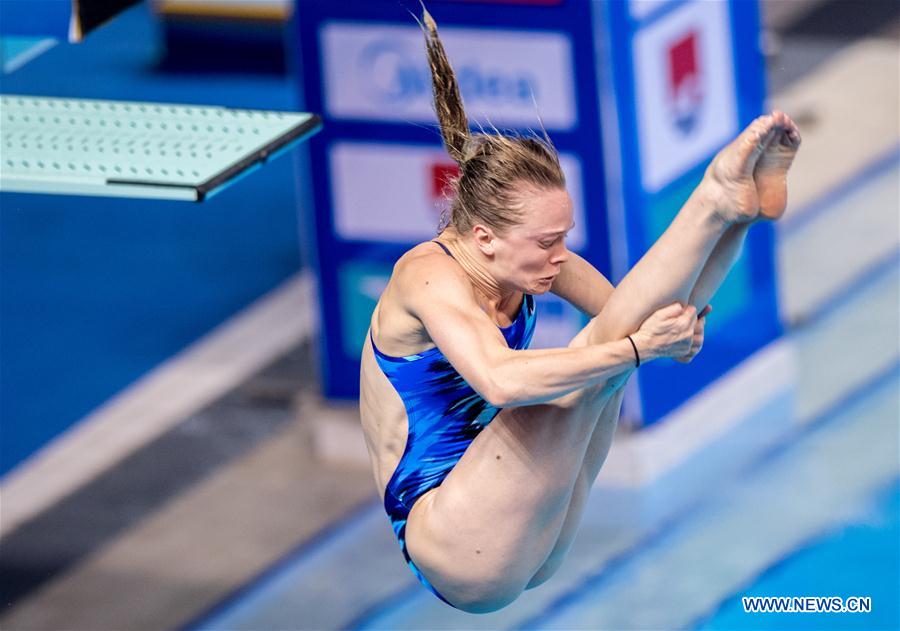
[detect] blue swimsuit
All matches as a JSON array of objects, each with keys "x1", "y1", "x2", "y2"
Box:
[{"x1": 370, "y1": 241, "x2": 537, "y2": 605}]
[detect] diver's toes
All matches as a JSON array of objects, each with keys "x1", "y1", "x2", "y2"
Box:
[{"x1": 749, "y1": 114, "x2": 774, "y2": 139}]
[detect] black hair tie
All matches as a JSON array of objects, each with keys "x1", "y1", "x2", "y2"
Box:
[{"x1": 626, "y1": 335, "x2": 641, "y2": 368}]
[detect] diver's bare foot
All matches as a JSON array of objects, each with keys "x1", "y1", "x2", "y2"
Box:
[
  {"x1": 754, "y1": 110, "x2": 801, "y2": 220},
  {"x1": 701, "y1": 114, "x2": 779, "y2": 225}
]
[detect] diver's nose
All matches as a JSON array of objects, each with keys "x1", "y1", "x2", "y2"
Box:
[{"x1": 550, "y1": 243, "x2": 570, "y2": 265}]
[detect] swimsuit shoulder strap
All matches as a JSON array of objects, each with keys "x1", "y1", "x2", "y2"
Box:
[{"x1": 430, "y1": 240, "x2": 454, "y2": 259}]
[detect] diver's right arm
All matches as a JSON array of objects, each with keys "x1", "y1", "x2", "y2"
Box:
[{"x1": 403, "y1": 257, "x2": 694, "y2": 408}]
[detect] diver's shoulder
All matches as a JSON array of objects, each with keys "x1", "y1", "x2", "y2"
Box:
[{"x1": 394, "y1": 240, "x2": 465, "y2": 285}]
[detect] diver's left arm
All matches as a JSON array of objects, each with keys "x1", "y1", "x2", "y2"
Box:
[{"x1": 549, "y1": 251, "x2": 615, "y2": 317}]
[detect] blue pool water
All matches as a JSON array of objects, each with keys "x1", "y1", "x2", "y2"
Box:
[{"x1": 698, "y1": 480, "x2": 900, "y2": 631}]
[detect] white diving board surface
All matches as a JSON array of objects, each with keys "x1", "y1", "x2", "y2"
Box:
[{"x1": 0, "y1": 95, "x2": 321, "y2": 201}]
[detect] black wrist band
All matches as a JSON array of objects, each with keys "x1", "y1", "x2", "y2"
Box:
[{"x1": 626, "y1": 335, "x2": 641, "y2": 368}]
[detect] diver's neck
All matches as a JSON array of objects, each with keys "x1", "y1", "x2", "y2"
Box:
[{"x1": 437, "y1": 230, "x2": 511, "y2": 310}]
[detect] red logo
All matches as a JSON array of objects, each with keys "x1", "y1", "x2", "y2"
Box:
[
  {"x1": 430, "y1": 161, "x2": 459, "y2": 225},
  {"x1": 430, "y1": 162, "x2": 459, "y2": 200},
  {"x1": 667, "y1": 30, "x2": 703, "y2": 135}
]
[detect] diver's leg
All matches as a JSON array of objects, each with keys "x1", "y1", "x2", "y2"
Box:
[
  {"x1": 689, "y1": 111, "x2": 801, "y2": 309},
  {"x1": 525, "y1": 386, "x2": 626, "y2": 589},
  {"x1": 584, "y1": 113, "x2": 787, "y2": 346},
  {"x1": 524, "y1": 225, "x2": 752, "y2": 591},
  {"x1": 576, "y1": 111, "x2": 800, "y2": 471},
  {"x1": 527, "y1": 113, "x2": 803, "y2": 588}
]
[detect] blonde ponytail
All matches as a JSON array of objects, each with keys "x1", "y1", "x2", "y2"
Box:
[
  {"x1": 420, "y1": 6, "x2": 469, "y2": 165},
  {"x1": 418, "y1": 6, "x2": 566, "y2": 235}
]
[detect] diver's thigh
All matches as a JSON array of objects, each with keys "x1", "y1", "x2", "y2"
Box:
[
  {"x1": 527, "y1": 387, "x2": 627, "y2": 588},
  {"x1": 404, "y1": 318, "x2": 631, "y2": 603},
  {"x1": 404, "y1": 400, "x2": 599, "y2": 603}
]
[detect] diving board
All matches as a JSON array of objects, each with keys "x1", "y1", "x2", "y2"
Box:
[{"x1": 0, "y1": 95, "x2": 321, "y2": 201}]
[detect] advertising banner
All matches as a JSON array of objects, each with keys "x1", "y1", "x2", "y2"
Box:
[
  {"x1": 296, "y1": 0, "x2": 776, "y2": 427},
  {"x1": 296, "y1": 1, "x2": 609, "y2": 400},
  {"x1": 320, "y1": 22, "x2": 577, "y2": 129},
  {"x1": 598, "y1": 0, "x2": 775, "y2": 423}
]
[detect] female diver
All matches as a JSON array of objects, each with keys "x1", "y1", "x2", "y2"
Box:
[{"x1": 359, "y1": 8, "x2": 801, "y2": 613}]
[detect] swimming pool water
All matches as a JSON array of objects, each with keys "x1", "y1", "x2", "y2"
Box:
[{"x1": 697, "y1": 480, "x2": 900, "y2": 630}]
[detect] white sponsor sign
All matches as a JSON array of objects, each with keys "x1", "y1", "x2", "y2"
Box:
[
  {"x1": 329, "y1": 141, "x2": 587, "y2": 250},
  {"x1": 632, "y1": 0, "x2": 737, "y2": 193},
  {"x1": 321, "y1": 22, "x2": 576, "y2": 130}
]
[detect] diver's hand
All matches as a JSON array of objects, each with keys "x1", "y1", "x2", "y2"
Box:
[
  {"x1": 674, "y1": 305, "x2": 711, "y2": 363},
  {"x1": 631, "y1": 303, "x2": 697, "y2": 362}
]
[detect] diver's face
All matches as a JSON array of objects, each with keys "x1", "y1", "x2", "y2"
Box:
[{"x1": 490, "y1": 186, "x2": 573, "y2": 294}]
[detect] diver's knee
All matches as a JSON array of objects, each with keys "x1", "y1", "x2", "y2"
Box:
[
  {"x1": 409, "y1": 525, "x2": 528, "y2": 613},
  {"x1": 444, "y1": 583, "x2": 523, "y2": 613},
  {"x1": 525, "y1": 560, "x2": 560, "y2": 590}
]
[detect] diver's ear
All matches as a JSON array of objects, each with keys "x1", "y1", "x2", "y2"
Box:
[{"x1": 471, "y1": 223, "x2": 496, "y2": 256}]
